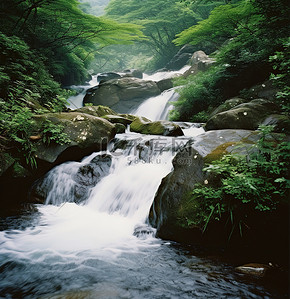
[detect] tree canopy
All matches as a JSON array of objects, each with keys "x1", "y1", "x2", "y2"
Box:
[
  {"x1": 104, "y1": 0, "x2": 225, "y2": 70},
  {"x1": 171, "y1": 0, "x2": 290, "y2": 121},
  {"x1": 0, "y1": 0, "x2": 143, "y2": 86}
]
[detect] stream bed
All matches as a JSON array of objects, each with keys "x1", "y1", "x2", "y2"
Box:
[{"x1": 0, "y1": 69, "x2": 288, "y2": 298}]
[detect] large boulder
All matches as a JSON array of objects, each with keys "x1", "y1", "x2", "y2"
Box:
[
  {"x1": 83, "y1": 77, "x2": 161, "y2": 113},
  {"x1": 205, "y1": 99, "x2": 279, "y2": 131},
  {"x1": 165, "y1": 44, "x2": 196, "y2": 71},
  {"x1": 97, "y1": 72, "x2": 121, "y2": 83},
  {"x1": 209, "y1": 97, "x2": 248, "y2": 118},
  {"x1": 31, "y1": 154, "x2": 112, "y2": 204},
  {"x1": 156, "y1": 77, "x2": 174, "y2": 92},
  {"x1": 149, "y1": 129, "x2": 258, "y2": 240},
  {"x1": 33, "y1": 112, "x2": 116, "y2": 164},
  {"x1": 183, "y1": 50, "x2": 216, "y2": 78},
  {"x1": 130, "y1": 117, "x2": 184, "y2": 136},
  {"x1": 122, "y1": 69, "x2": 143, "y2": 79},
  {"x1": 73, "y1": 105, "x2": 117, "y2": 117}
]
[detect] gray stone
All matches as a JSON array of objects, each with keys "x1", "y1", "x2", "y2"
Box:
[
  {"x1": 130, "y1": 117, "x2": 184, "y2": 136},
  {"x1": 149, "y1": 129, "x2": 258, "y2": 239},
  {"x1": 205, "y1": 99, "x2": 279, "y2": 131},
  {"x1": 84, "y1": 77, "x2": 161, "y2": 113},
  {"x1": 33, "y1": 112, "x2": 116, "y2": 164}
]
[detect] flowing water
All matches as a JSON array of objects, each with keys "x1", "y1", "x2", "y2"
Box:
[{"x1": 0, "y1": 68, "x2": 286, "y2": 298}]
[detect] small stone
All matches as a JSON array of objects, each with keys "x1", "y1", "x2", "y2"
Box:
[{"x1": 235, "y1": 263, "x2": 271, "y2": 278}]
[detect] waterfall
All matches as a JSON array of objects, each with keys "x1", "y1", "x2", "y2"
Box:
[
  {"x1": 0, "y1": 65, "x2": 280, "y2": 298},
  {"x1": 66, "y1": 75, "x2": 99, "y2": 109},
  {"x1": 132, "y1": 88, "x2": 179, "y2": 121},
  {"x1": 0, "y1": 134, "x2": 191, "y2": 253}
]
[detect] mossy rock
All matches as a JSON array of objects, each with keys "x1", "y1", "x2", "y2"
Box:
[
  {"x1": 114, "y1": 123, "x2": 126, "y2": 134},
  {"x1": 205, "y1": 99, "x2": 279, "y2": 131},
  {"x1": 204, "y1": 142, "x2": 237, "y2": 163},
  {"x1": 118, "y1": 114, "x2": 137, "y2": 122},
  {"x1": 130, "y1": 117, "x2": 184, "y2": 136},
  {"x1": 33, "y1": 112, "x2": 116, "y2": 163},
  {"x1": 209, "y1": 98, "x2": 248, "y2": 118},
  {"x1": 73, "y1": 105, "x2": 117, "y2": 117},
  {"x1": 102, "y1": 114, "x2": 133, "y2": 126},
  {"x1": 149, "y1": 129, "x2": 258, "y2": 240}
]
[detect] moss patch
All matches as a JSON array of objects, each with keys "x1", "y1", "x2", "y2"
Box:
[
  {"x1": 204, "y1": 142, "x2": 237, "y2": 163},
  {"x1": 176, "y1": 191, "x2": 207, "y2": 230}
]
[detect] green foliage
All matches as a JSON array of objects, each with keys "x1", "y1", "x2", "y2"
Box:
[
  {"x1": 174, "y1": 1, "x2": 252, "y2": 50},
  {"x1": 0, "y1": 32, "x2": 62, "y2": 104},
  {"x1": 0, "y1": 0, "x2": 144, "y2": 86},
  {"x1": 0, "y1": 99, "x2": 36, "y2": 167},
  {"x1": 187, "y1": 126, "x2": 290, "y2": 236},
  {"x1": 171, "y1": 0, "x2": 290, "y2": 121},
  {"x1": 171, "y1": 65, "x2": 228, "y2": 121},
  {"x1": 42, "y1": 120, "x2": 71, "y2": 145},
  {"x1": 105, "y1": 0, "x2": 224, "y2": 71},
  {"x1": 269, "y1": 38, "x2": 290, "y2": 114}
]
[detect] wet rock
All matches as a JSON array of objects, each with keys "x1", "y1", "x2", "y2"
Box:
[
  {"x1": 122, "y1": 69, "x2": 143, "y2": 79},
  {"x1": 102, "y1": 114, "x2": 134, "y2": 126},
  {"x1": 73, "y1": 154, "x2": 112, "y2": 202},
  {"x1": 209, "y1": 98, "x2": 248, "y2": 118},
  {"x1": 165, "y1": 44, "x2": 196, "y2": 71},
  {"x1": 114, "y1": 123, "x2": 126, "y2": 134},
  {"x1": 83, "y1": 77, "x2": 161, "y2": 113},
  {"x1": 73, "y1": 105, "x2": 117, "y2": 117},
  {"x1": 205, "y1": 99, "x2": 279, "y2": 131},
  {"x1": 149, "y1": 129, "x2": 258, "y2": 240},
  {"x1": 130, "y1": 117, "x2": 184, "y2": 136},
  {"x1": 97, "y1": 72, "x2": 121, "y2": 83},
  {"x1": 33, "y1": 112, "x2": 116, "y2": 164},
  {"x1": 31, "y1": 154, "x2": 112, "y2": 204},
  {"x1": 235, "y1": 263, "x2": 272, "y2": 278},
  {"x1": 133, "y1": 225, "x2": 156, "y2": 239},
  {"x1": 156, "y1": 77, "x2": 174, "y2": 92},
  {"x1": 262, "y1": 114, "x2": 290, "y2": 134}
]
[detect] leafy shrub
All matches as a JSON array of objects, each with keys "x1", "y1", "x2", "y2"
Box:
[
  {"x1": 269, "y1": 38, "x2": 290, "y2": 114},
  {"x1": 186, "y1": 126, "x2": 290, "y2": 237},
  {"x1": 42, "y1": 120, "x2": 71, "y2": 145},
  {"x1": 0, "y1": 99, "x2": 36, "y2": 167},
  {"x1": 171, "y1": 65, "x2": 227, "y2": 121}
]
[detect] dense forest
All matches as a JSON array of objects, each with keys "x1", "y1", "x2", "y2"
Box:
[
  {"x1": 0, "y1": 1, "x2": 289, "y2": 295},
  {"x1": 0, "y1": 0, "x2": 143, "y2": 165}
]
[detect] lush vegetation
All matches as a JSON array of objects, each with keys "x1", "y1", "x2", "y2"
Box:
[
  {"x1": 181, "y1": 126, "x2": 290, "y2": 238},
  {"x1": 0, "y1": 0, "x2": 143, "y2": 167},
  {"x1": 102, "y1": 0, "x2": 225, "y2": 71},
  {"x1": 171, "y1": 0, "x2": 290, "y2": 121}
]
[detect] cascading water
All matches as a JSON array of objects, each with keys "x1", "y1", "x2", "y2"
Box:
[
  {"x1": 66, "y1": 75, "x2": 100, "y2": 109},
  {"x1": 132, "y1": 88, "x2": 178, "y2": 121},
  {"x1": 0, "y1": 67, "x2": 283, "y2": 298}
]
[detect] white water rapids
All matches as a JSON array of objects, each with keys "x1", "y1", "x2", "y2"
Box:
[{"x1": 0, "y1": 66, "x2": 278, "y2": 298}]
